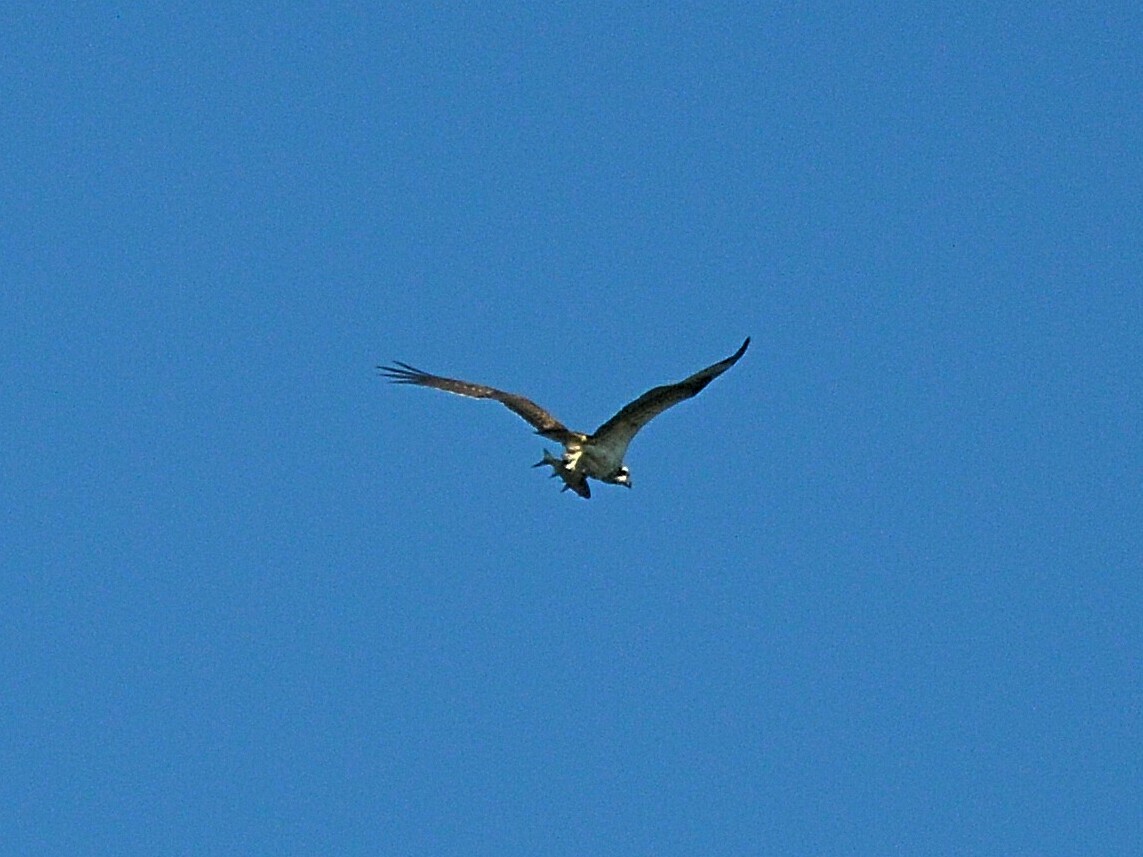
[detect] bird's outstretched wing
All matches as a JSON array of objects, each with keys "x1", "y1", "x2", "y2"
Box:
[
  {"x1": 590, "y1": 337, "x2": 750, "y2": 450},
  {"x1": 378, "y1": 361, "x2": 580, "y2": 444}
]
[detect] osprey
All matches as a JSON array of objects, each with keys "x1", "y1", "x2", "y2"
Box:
[{"x1": 379, "y1": 337, "x2": 750, "y2": 498}]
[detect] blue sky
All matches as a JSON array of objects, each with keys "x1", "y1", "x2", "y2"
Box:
[{"x1": 3, "y1": 4, "x2": 1141, "y2": 854}]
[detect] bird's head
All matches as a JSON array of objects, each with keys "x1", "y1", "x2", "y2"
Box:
[{"x1": 606, "y1": 465, "x2": 632, "y2": 488}]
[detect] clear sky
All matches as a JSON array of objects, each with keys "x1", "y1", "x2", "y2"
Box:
[{"x1": 3, "y1": 4, "x2": 1140, "y2": 855}]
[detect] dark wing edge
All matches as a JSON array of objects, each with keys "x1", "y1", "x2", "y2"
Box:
[
  {"x1": 591, "y1": 337, "x2": 750, "y2": 443},
  {"x1": 378, "y1": 361, "x2": 578, "y2": 442}
]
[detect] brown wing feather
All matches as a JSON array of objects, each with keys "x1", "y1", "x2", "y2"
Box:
[
  {"x1": 591, "y1": 337, "x2": 750, "y2": 447},
  {"x1": 378, "y1": 361, "x2": 578, "y2": 443}
]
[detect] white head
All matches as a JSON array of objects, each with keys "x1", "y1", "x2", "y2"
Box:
[{"x1": 605, "y1": 465, "x2": 632, "y2": 488}]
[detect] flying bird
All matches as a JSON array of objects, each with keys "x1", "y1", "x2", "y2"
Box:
[{"x1": 379, "y1": 337, "x2": 750, "y2": 498}]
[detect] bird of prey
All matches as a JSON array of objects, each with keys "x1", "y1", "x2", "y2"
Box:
[{"x1": 379, "y1": 337, "x2": 750, "y2": 498}]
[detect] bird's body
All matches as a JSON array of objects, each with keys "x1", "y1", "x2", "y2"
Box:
[{"x1": 379, "y1": 337, "x2": 749, "y2": 498}]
